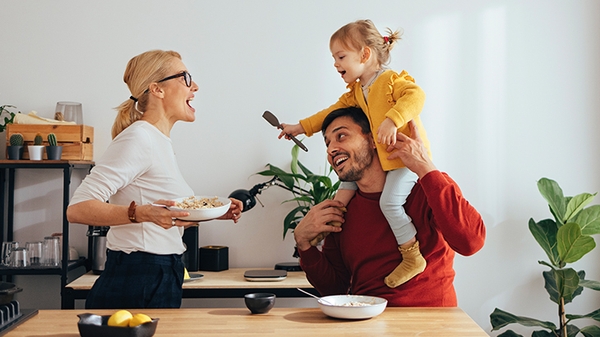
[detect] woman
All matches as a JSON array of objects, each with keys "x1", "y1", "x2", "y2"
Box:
[{"x1": 67, "y1": 50, "x2": 243, "y2": 309}]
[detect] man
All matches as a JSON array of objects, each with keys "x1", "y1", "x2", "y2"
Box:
[{"x1": 294, "y1": 106, "x2": 485, "y2": 307}]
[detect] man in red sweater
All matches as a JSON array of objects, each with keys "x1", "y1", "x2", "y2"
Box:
[{"x1": 295, "y1": 106, "x2": 486, "y2": 307}]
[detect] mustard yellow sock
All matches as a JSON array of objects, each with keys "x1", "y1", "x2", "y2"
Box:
[{"x1": 384, "y1": 240, "x2": 426, "y2": 288}]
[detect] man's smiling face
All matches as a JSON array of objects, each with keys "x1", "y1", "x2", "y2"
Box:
[{"x1": 323, "y1": 116, "x2": 375, "y2": 182}]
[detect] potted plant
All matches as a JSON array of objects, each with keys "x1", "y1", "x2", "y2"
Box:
[
  {"x1": 256, "y1": 144, "x2": 341, "y2": 241},
  {"x1": 0, "y1": 105, "x2": 18, "y2": 133},
  {"x1": 490, "y1": 178, "x2": 600, "y2": 337},
  {"x1": 7, "y1": 133, "x2": 24, "y2": 160},
  {"x1": 45, "y1": 133, "x2": 63, "y2": 160},
  {"x1": 27, "y1": 133, "x2": 44, "y2": 160}
]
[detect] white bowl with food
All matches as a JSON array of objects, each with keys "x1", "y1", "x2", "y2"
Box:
[
  {"x1": 317, "y1": 295, "x2": 388, "y2": 320},
  {"x1": 169, "y1": 196, "x2": 231, "y2": 221}
]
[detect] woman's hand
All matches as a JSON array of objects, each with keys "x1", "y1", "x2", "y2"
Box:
[
  {"x1": 216, "y1": 198, "x2": 243, "y2": 223},
  {"x1": 140, "y1": 200, "x2": 193, "y2": 229}
]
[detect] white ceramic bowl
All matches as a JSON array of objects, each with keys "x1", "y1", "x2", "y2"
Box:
[
  {"x1": 317, "y1": 295, "x2": 388, "y2": 320},
  {"x1": 169, "y1": 196, "x2": 231, "y2": 221}
]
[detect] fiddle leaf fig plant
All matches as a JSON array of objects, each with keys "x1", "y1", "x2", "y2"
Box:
[
  {"x1": 490, "y1": 178, "x2": 600, "y2": 337},
  {"x1": 256, "y1": 144, "x2": 340, "y2": 239}
]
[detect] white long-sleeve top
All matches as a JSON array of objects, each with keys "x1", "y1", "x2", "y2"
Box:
[{"x1": 70, "y1": 121, "x2": 194, "y2": 254}]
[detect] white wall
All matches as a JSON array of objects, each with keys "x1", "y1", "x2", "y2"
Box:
[{"x1": 2, "y1": 0, "x2": 599, "y2": 334}]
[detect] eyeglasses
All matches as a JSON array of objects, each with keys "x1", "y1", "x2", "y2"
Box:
[{"x1": 144, "y1": 71, "x2": 192, "y2": 94}]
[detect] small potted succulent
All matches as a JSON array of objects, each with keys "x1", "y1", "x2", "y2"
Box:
[
  {"x1": 7, "y1": 133, "x2": 24, "y2": 160},
  {"x1": 27, "y1": 133, "x2": 44, "y2": 160},
  {"x1": 45, "y1": 133, "x2": 63, "y2": 160}
]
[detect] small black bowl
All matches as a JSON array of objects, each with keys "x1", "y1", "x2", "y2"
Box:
[{"x1": 244, "y1": 293, "x2": 276, "y2": 314}]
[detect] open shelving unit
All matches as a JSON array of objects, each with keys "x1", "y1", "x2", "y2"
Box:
[{"x1": 0, "y1": 160, "x2": 94, "y2": 308}]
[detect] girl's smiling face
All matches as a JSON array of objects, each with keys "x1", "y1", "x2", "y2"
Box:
[{"x1": 330, "y1": 39, "x2": 367, "y2": 84}]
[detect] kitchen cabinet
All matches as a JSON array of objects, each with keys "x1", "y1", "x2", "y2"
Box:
[{"x1": 0, "y1": 160, "x2": 94, "y2": 309}]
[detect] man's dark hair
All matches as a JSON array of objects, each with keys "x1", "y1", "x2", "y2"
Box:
[{"x1": 321, "y1": 106, "x2": 371, "y2": 135}]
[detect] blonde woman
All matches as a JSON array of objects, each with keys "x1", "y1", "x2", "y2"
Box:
[{"x1": 67, "y1": 50, "x2": 242, "y2": 309}]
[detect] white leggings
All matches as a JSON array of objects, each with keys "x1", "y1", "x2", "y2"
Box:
[{"x1": 339, "y1": 167, "x2": 417, "y2": 245}]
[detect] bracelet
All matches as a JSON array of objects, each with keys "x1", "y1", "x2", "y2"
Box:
[{"x1": 128, "y1": 201, "x2": 139, "y2": 223}]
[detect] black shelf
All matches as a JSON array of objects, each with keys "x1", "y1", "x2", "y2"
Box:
[{"x1": 0, "y1": 160, "x2": 94, "y2": 309}]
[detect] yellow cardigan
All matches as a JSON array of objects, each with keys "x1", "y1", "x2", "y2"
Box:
[{"x1": 300, "y1": 69, "x2": 431, "y2": 171}]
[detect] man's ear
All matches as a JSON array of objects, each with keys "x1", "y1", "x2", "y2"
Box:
[{"x1": 361, "y1": 47, "x2": 372, "y2": 63}]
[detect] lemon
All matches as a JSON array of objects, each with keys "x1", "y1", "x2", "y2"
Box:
[
  {"x1": 129, "y1": 313, "x2": 152, "y2": 327},
  {"x1": 184, "y1": 267, "x2": 190, "y2": 280},
  {"x1": 107, "y1": 310, "x2": 133, "y2": 327}
]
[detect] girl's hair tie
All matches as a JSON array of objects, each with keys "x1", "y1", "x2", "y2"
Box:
[
  {"x1": 129, "y1": 95, "x2": 138, "y2": 102},
  {"x1": 383, "y1": 36, "x2": 390, "y2": 44}
]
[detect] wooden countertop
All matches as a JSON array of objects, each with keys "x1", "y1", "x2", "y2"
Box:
[
  {"x1": 67, "y1": 268, "x2": 313, "y2": 290},
  {"x1": 5, "y1": 307, "x2": 488, "y2": 336}
]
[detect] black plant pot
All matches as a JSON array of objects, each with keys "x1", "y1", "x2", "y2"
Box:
[
  {"x1": 46, "y1": 146, "x2": 63, "y2": 160},
  {"x1": 6, "y1": 146, "x2": 23, "y2": 160}
]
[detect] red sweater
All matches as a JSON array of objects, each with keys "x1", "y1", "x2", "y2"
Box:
[{"x1": 299, "y1": 170, "x2": 486, "y2": 307}]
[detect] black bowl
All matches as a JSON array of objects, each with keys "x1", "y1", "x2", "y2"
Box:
[
  {"x1": 244, "y1": 293, "x2": 276, "y2": 314},
  {"x1": 77, "y1": 313, "x2": 158, "y2": 337}
]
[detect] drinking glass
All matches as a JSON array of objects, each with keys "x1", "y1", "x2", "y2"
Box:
[
  {"x1": 10, "y1": 247, "x2": 27, "y2": 268},
  {"x1": 55, "y1": 101, "x2": 83, "y2": 124},
  {"x1": 42, "y1": 236, "x2": 60, "y2": 267},
  {"x1": 1, "y1": 241, "x2": 19, "y2": 266},
  {"x1": 26, "y1": 241, "x2": 43, "y2": 266}
]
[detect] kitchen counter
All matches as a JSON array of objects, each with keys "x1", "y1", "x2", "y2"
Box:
[
  {"x1": 5, "y1": 307, "x2": 488, "y2": 336},
  {"x1": 64, "y1": 268, "x2": 318, "y2": 308}
]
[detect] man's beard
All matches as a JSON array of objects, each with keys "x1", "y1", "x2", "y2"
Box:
[{"x1": 336, "y1": 139, "x2": 375, "y2": 182}]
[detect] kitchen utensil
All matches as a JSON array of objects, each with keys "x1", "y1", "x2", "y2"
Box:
[
  {"x1": 317, "y1": 294, "x2": 388, "y2": 320},
  {"x1": 296, "y1": 288, "x2": 334, "y2": 305},
  {"x1": 0, "y1": 282, "x2": 23, "y2": 305},
  {"x1": 262, "y1": 111, "x2": 308, "y2": 152},
  {"x1": 168, "y1": 196, "x2": 231, "y2": 221},
  {"x1": 55, "y1": 101, "x2": 83, "y2": 124}
]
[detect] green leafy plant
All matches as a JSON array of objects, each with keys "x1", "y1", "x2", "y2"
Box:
[
  {"x1": 47, "y1": 133, "x2": 57, "y2": 146},
  {"x1": 490, "y1": 178, "x2": 600, "y2": 337},
  {"x1": 256, "y1": 144, "x2": 340, "y2": 239},
  {"x1": 9, "y1": 133, "x2": 23, "y2": 146},
  {"x1": 0, "y1": 105, "x2": 19, "y2": 132},
  {"x1": 33, "y1": 133, "x2": 43, "y2": 145}
]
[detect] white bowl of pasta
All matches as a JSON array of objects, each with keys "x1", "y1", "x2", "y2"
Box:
[
  {"x1": 317, "y1": 295, "x2": 387, "y2": 320},
  {"x1": 169, "y1": 196, "x2": 231, "y2": 221}
]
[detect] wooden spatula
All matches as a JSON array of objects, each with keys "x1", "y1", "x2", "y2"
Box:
[{"x1": 262, "y1": 110, "x2": 308, "y2": 152}]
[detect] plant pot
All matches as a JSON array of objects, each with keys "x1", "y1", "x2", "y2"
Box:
[
  {"x1": 27, "y1": 145, "x2": 44, "y2": 160},
  {"x1": 6, "y1": 146, "x2": 23, "y2": 160},
  {"x1": 46, "y1": 145, "x2": 63, "y2": 160}
]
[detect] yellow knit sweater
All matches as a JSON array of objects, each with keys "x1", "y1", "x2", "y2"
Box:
[{"x1": 300, "y1": 69, "x2": 431, "y2": 171}]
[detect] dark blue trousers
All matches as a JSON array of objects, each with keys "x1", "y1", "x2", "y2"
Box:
[{"x1": 85, "y1": 249, "x2": 184, "y2": 309}]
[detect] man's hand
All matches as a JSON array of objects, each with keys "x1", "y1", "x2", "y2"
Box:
[
  {"x1": 294, "y1": 199, "x2": 345, "y2": 251},
  {"x1": 387, "y1": 120, "x2": 436, "y2": 178}
]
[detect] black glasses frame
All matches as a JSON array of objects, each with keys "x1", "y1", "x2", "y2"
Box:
[{"x1": 144, "y1": 71, "x2": 192, "y2": 94}]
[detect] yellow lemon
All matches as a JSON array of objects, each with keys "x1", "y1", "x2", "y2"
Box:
[
  {"x1": 107, "y1": 310, "x2": 133, "y2": 327},
  {"x1": 129, "y1": 313, "x2": 152, "y2": 327},
  {"x1": 184, "y1": 267, "x2": 190, "y2": 280}
]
